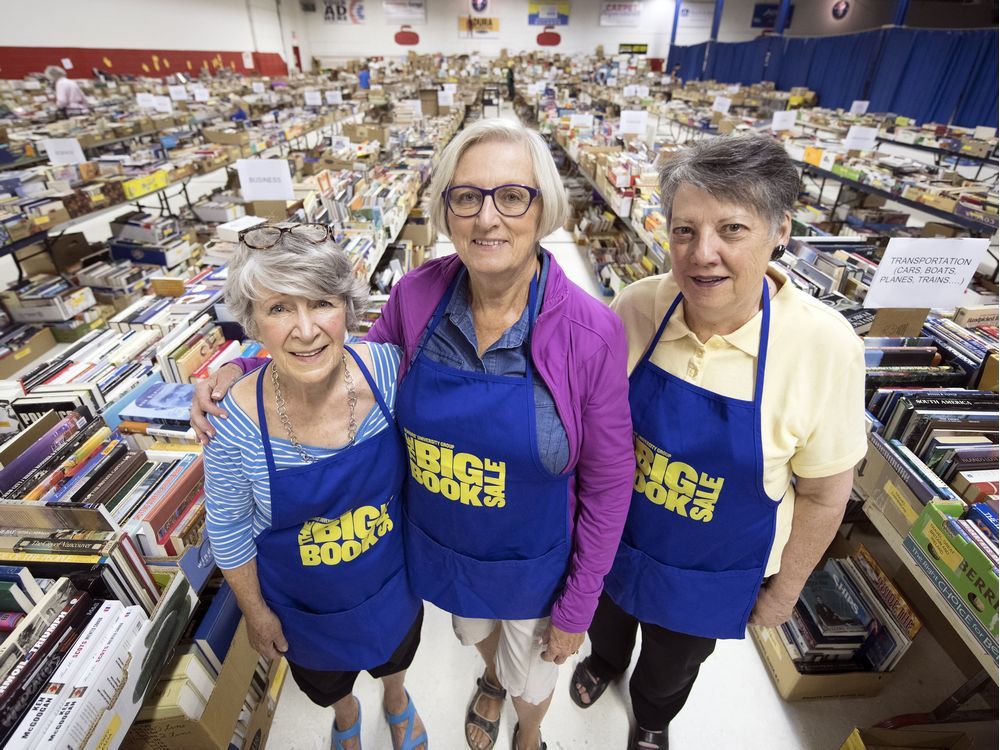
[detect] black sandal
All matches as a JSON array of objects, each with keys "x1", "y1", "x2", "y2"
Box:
[
  {"x1": 465, "y1": 674, "x2": 506, "y2": 750},
  {"x1": 511, "y1": 722, "x2": 546, "y2": 750},
  {"x1": 569, "y1": 657, "x2": 612, "y2": 709},
  {"x1": 630, "y1": 727, "x2": 668, "y2": 750}
]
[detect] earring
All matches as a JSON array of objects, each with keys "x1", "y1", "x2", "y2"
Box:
[{"x1": 770, "y1": 244, "x2": 786, "y2": 261}]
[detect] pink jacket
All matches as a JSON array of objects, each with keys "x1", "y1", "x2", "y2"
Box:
[{"x1": 234, "y1": 251, "x2": 634, "y2": 632}]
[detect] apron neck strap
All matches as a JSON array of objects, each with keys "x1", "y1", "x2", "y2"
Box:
[
  {"x1": 343, "y1": 345, "x2": 395, "y2": 424},
  {"x1": 256, "y1": 362, "x2": 278, "y2": 474},
  {"x1": 638, "y1": 278, "x2": 772, "y2": 398}
]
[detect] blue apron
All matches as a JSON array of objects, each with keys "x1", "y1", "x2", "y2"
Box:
[
  {"x1": 604, "y1": 281, "x2": 779, "y2": 640},
  {"x1": 254, "y1": 347, "x2": 420, "y2": 671},
  {"x1": 395, "y1": 272, "x2": 573, "y2": 619}
]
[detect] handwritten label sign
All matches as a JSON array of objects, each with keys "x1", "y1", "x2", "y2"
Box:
[
  {"x1": 401, "y1": 99, "x2": 422, "y2": 116},
  {"x1": 623, "y1": 85, "x2": 637, "y2": 97},
  {"x1": 304, "y1": 90, "x2": 322, "y2": 107},
  {"x1": 712, "y1": 96, "x2": 731, "y2": 115},
  {"x1": 442, "y1": 83, "x2": 458, "y2": 94},
  {"x1": 844, "y1": 125, "x2": 878, "y2": 151},
  {"x1": 771, "y1": 110, "x2": 797, "y2": 131},
  {"x1": 973, "y1": 126, "x2": 996, "y2": 140},
  {"x1": 437, "y1": 90, "x2": 455, "y2": 107},
  {"x1": 252, "y1": 82, "x2": 266, "y2": 94},
  {"x1": 849, "y1": 100, "x2": 870, "y2": 115},
  {"x1": 168, "y1": 85, "x2": 188, "y2": 101},
  {"x1": 152, "y1": 96, "x2": 173, "y2": 113},
  {"x1": 570, "y1": 113, "x2": 594, "y2": 128},
  {"x1": 636, "y1": 84, "x2": 649, "y2": 97},
  {"x1": 330, "y1": 136, "x2": 351, "y2": 150},
  {"x1": 864, "y1": 238, "x2": 990, "y2": 309},
  {"x1": 61, "y1": 58, "x2": 73, "y2": 70},
  {"x1": 136, "y1": 93, "x2": 155, "y2": 108},
  {"x1": 620, "y1": 110, "x2": 648, "y2": 135},
  {"x1": 325, "y1": 90, "x2": 343, "y2": 105},
  {"x1": 236, "y1": 159, "x2": 294, "y2": 201},
  {"x1": 42, "y1": 138, "x2": 86, "y2": 165},
  {"x1": 193, "y1": 87, "x2": 210, "y2": 102}
]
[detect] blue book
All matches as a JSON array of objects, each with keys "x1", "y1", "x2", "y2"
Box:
[
  {"x1": 118, "y1": 381, "x2": 195, "y2": 425},
  {"x1": 192, "y1": 582, "x2": 241, "y2": 675},
  {"x1": 968, "y1": 503, "x2": 999, "y2": 543}
]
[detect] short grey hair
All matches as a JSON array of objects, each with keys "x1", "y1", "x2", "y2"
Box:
[
  {"x1": 223, "y1": 227, "x2": 368, "y2": 339},
  {"x1": 428, "y1": 118, "x2": 569, "y2": 241},
  {"x1": 45, "y1": 66, "x2": 67, "y2": 80},
  {"x1": 658, "y1": 134, "x2": 799, "y2": 236}
]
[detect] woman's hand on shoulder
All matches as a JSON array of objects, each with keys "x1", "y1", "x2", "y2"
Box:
[{"x1": 191, "y1": 363, "x2": 243, "y2": 444}]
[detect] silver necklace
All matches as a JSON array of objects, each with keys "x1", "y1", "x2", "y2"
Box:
[{"x1": 271, "y1": 352, "x2": 357, "y2": 463}]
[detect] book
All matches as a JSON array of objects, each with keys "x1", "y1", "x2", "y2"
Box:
[
  {"x1": 0, "y1": 611, "x2": 25, "y2": 631},
  {"x1": 798, "y1": 568, "x2": 871, "y2": 638},
  {"x1": 118, "y1": 382, "x2": 195, "y2": 426},
  {"x1": 0, "y1": 565, "x2": 45, "y2": 604},
  {"x1": 853, "y1": 545, "x2": 922, "y2": 640},
  {"x1": 0, "y1": 581, "x2": 33, "y2": 612},
  {"x1": 135, "y1": 673, "x2": 209, "y2": 722},
  {"x1": 191, "y1": 582, "x2": 241, "y2": 676}
]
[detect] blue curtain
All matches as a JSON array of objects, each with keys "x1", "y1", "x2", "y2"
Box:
[{"x1": 666, "y1": 27, "x2": 998, "y2": 127}]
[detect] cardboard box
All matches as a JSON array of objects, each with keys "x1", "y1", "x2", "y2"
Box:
[
  {"x1": 907, "y1": 502, "x2": 999, "y2": 644},
  {"x1": 49, "y1": 231, "x2": 94, "y2": 272},
  {"x1": 123, "y1": 171, "x2": 169, "y2": 200},
  {"x1": 50, "y1": 316, "x2": 106, "y2": 343},
  {"x1": 854, "y1": 434, "x2": 926, "y2": 536},
  {"x1": 0, "y1": 326, "x2": 56, "y2": 379},
  {"x1": 840, "y1": 727, "x2": 972, "y2": 750},
  {"x1": 6, "y1": 286, "x2": 97, "y2": 323},
  {"x1": 749, "y1": 625, "x2": 888, "y2": 701},
  {"x1": 399, "y1": 220, "x2": 435, "y2": 246},
  {"x1": 122, "y1": 619, "x2": 285, "y2": 750},
  {"x1": 249, "y1": 200, "x2": 298, "y2": 222},
  {"x1": 868, "y1": 308, "x2": 930, "y2": 338}
]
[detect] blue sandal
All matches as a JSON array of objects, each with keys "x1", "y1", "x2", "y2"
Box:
[
  {"x1": 332, "y1": 697, "x2": 362, "y2": 750},
  {"x1": 384, "y1": 690, "x2": 428, "y2": 750}
]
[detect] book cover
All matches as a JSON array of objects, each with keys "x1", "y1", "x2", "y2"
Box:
[
  {"x1": 0, "y1": 565, "x2": 45, "y2": 603},
  {"x1": 798, "y1": 568, "x2": 870, "y2": 638},
  {"x1": 118, "y1": 382, "x2": 195, "y2": 426},
  {"x1": 192, "y1": 582, "x2": 241, "y2": 675},
  {"x1": 0, "y1": 581, "x2": 33, "y2": 612}
]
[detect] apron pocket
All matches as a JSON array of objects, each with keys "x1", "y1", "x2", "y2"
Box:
[
  {"x1": 606, "y1": 542, "x2": 763, "y2": 640},
  {"x1": 267, "y1": 566, "x2": 420, "y2": 672},
  {"x1": 405, "y1": 517, "x2": 569, "y2": 620}
]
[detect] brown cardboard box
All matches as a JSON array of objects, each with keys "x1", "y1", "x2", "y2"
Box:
[
  {"x1": 400, "y1": 220, "x2": 435, "y2": 246},
  {"x1": 0, "y1": 327, "x2": 56, "y2": 379},
  {"x1": 203, "y1": 128, "x2": 251, "y2": 146},
  {"x1": 854, "y1": 435, "x2": 924, "y2": 536},
  {"x1": 919, "y1": 221, "x2": 962, "y2": 238},
  {"x1": 868, "y1": 308, "x2": 930, "y2": 338},
  {"x1": 249, "y1": 200, "x2": 302, "y2": 222},
  {"x1": 840, "y1": 727, "x2": 972, "y2": 750},
  {"x1": 750, "y1": 624, "x2": 887, "y2": 701},
  {"x1": 122, "y1": 620, "x2": 285, "y2": 750},
  {"x1": 49, "y1": 232, "x2": 93, "y2": 272}
]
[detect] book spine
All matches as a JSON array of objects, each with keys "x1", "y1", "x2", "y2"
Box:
[
  {"x1": 968, "y1": 503, "x2": 1000, "y2": 543},
  {"x1": 890, "y1": 440, "x2": 964, "y2": 503}
]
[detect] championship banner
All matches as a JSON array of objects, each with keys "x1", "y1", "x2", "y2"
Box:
[
  {"x1": 324, "y1": 0, "x2": 366, "y2": 24},
  {"x1": 458, "y1": 16, "x2": 501, "y2": 39},
  {"x1": 383, "y1": 0, "x2": 425, "y2": 24},
  {"x1": 599, "y1": 1, "x2": 642, "y2": 27},
  {"x1": 528, "y1": 2, "x2": 570, "y2": 26}
]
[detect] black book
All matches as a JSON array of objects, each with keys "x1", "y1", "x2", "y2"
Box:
[{"x1": 884, "y1": 392, "x2": 998, "y2": 440}]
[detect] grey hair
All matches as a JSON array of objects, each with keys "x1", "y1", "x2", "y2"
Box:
[
  {"x1": 45, "y1": 66, "x2": 67, "y2": 80},
  {"x1": 223, "y1": 228, "x2": 368, "y2": 339},
  {"x1": 428, "y1": 118, "x2": 569, "y2": 241},
  {"x1": 658, "y1": 134, "x2": 799, "y2": 236}
]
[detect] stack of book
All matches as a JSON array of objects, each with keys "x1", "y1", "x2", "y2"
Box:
[{"x1": 781, "y1": 550, "x2": 921, "y2": 674}]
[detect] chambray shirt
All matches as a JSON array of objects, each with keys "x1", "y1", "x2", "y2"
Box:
[{"x1": 420, "y1": 253, "x2": 570, "y2": 475}]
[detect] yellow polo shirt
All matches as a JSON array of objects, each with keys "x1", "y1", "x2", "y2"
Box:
[{"x1": 611, "y1": 267, "x2": 867, "y2": 575}]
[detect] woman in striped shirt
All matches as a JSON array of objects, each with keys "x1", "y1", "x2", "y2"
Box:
[{"x1": 203, "y1": 224, "x2": 427, "y2": 750}]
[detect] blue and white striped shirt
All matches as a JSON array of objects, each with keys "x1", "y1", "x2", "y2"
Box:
[{"x1": 203, "y1": 343, "x2": 402, "y2": 570}]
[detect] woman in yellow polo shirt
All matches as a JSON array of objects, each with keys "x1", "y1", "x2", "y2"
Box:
[{"x1": 570, "y1": 133, "x2": 867, "y2": 750}]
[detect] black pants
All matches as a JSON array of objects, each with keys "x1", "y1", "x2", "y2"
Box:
[
  {"x1": 287, "y1": 606, "x2": 424, "y2": 707},
  {"x1": 587, "y1": 592, "x2": 716, "y2": 730}
]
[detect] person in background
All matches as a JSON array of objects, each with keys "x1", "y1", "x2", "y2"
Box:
[
  {"x1": 45, "y1": 65, "x2": 89, "y2": 116},
  {"x1": 203, "y1": 224, "x2": 427, "y2": 750},
  {"x1": 192, "y1": 119, "x2": 635, "y2": 750},
  {"x1": 569, "y1": 134, "x2": 866, "y2": 750},
  {"x1": 358, "y1": 64, "x2": 371, "y2": 90},
  {"x1": 505, "y1": 65, "x2": 515, "y2": 101},
  {"x1": 670, "y1": 62, "x2": 683, "y2": 85}
]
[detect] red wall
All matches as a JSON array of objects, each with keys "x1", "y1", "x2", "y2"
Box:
[{"x1": 0, "y1": 47, "x2": 287, "y2": 79}]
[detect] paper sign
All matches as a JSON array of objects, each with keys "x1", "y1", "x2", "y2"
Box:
[
  {"x1": 607, "y1": 76, "x2": 617, "y2": 86},
  {"x1": 637, "y1": 85, "x2": 649, "y2": 97},
  {"x1": 33, "y1": 95, "x2": 48, "y2": 103},
  {"x1": 330, "y1": 136, "x2": 351, "y2": 150},
  {"x1": 660, "y1": 75, "x2": 671, "y2": 85},
  {"x1": 24, "y1": 80, "x2": 41, "y2": 90},
  {"x1": 325, "y1": 90, "x2": 343, "y2": 104},
  {"x1": 236, "y1": 159, "x2": 294, "y2": 201},
  {"x1": 168, "y1": 85, "x2": 188, "y2": 101},
  {"x1": 61, "y1": 58, "x2": 73, "y2": 70},
  {"x1": 623, "y1": 85, "x2": 637, "y2": 97},
  {"x1": 401, "y1": 99, "x2": 422, "y2": 116},
  {"x1": 437, "y1": 90, "x2": 455, "y2": 107},
  {"x1": 771, "y1": 110, "x2": 797, "y2": 131},
  {"x1": 107, "y1": 81, "x2": 118, "y2": 89},
  {"x1": 152, "y1": 96, "x2": 173, "y2": 113},
  {"x1": 193, "y1": 88, "x2": 210, "y2": 102},
  {"x1": 252, "y1": 82, "x2": 266, "y2": 94},
  {"x1": 727, "y1": 84, "x2": 740, "y2": 93},
  {"x1": 712, "y1": 96, "x2": 732, "y2": 115},
  {"x1": 137, "y1": 93, "x2": 155, "y2": 108},
  {"x1": 844, "y1": 125, "x2": 878, "y2": 151},
  {"x1": 863, "y1": 238, "x2": 990, "y2": 309},
  {"x1": 973, "y1": 126, "x2": 996, "y2": 140},
  {"x1": 442, "y1": 83, "x2": 458, "y2": 94},
  {"x1": 304, "y1": 90, "x2": 322, "y2": 106},
  {"x1": 242, "y1": 51, "x2": 254, "y2": 69},
  {"x1": 42, "y1": 138, "x2": 86, "y2": 165},
  {"x1": 849, "y1": 100, "x2": 869, "y2": 115},
  {"x1": 570, "y1": 113, "x2": 594, "y2": 128},
  {"x1": 620, "y1": 110, "x2": 648, "y2": 135}
]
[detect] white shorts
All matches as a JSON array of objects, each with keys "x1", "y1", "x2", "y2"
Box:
[{"x1": 452, "y1": 615, "x2": 559, "y2": 705}]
